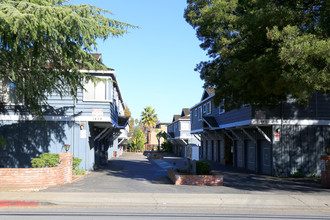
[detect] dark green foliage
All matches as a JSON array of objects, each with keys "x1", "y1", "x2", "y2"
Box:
[
  {"x1": 0, "y1": 136, "x2": 6, "y2": 148},
  {"x1": 0, "y1": 0, "x2": 136, "y2": 116},
  {"x1": 185, "y1": 0, "x2": 329, "y2": 110},
  {"x1": 196, "y1": 161, "x2": 211, "y2": 175},
  {"x1": 291, "y1": 169, "x2": 305, "y2": 178},
  {"x1": 161, "y1": 140, "x2": 172, "y2": 153},
  {"x1": 31, "y1": 153, "x2": 59, "y2": 168},
  {"x1": 72, "y1": 157, "x2": 82, "y2": 171}
]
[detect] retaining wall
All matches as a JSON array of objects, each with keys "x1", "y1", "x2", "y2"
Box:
[
  {"x1": 167, "y1": 168, "x2": 223, "y2": 186},
  {"x1": 0, "y1": 152, "x2": 72, "y2": 189}
]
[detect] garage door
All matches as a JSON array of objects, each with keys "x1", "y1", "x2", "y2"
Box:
[
  {"x1": 246, "y1": 140, "x2": 256, "y2": 172},
  {"x1": 259, "y1": 140, "x2": 272, "y2": 175}
]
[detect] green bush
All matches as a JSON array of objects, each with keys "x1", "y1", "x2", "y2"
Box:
[
  {"x1": 31, "y1": 153, "x2": 85, "y2": 174},
  {"x1": 31, "y1": 153, "x2": 59, "y2": 168},
  {"x1": 73, "y1": 169, "x2": 86, "y2": 175},
  {"x1": 161, "y1": 140, "x2": 172, "y2": 152},
  {"x1": 291, "y1": 169, "x2": 305, "y2": 178},
  {"x1": 73, "y1": 157, "x2": 83, "y2": 170},
  {"x1": 196, "y1": 161, "x2": 211, "y2": 175}
]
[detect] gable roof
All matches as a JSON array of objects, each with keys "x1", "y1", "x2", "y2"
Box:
[
  {"x1": 172, "y1": 115, "x2": 181, "y2": 122},
  {"x1": 181, "y1": 108, "x2": 190, "y2": 117},
  {"x1": 190, "y1": 88, "x2": 215, "y2": 110},
  {"x1": 201, "y1": 87, "x2": 215, "y2": 101}
]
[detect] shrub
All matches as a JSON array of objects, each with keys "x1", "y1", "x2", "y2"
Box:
[
  {"x1": 291, "y1": 169, "x2": 305, "y2": 178},
  {"x1": 161, "y1": 140, "x2": 172, "y2": 152},
  {"x1": 73, "y1": 157, "x2": 83, "y2": 171},
  {"x1": 73, "y1": 169, "x2": 86, "y2": 175},
  {"x1": 196, "y1": 161, "x2": 211, "y2": 175},
  {"x1": 31, "y1": 153, "x2": 85, "y2": 174},
  {"x1": 31, "y1": 153, "x2": 59, "y2": 168}
]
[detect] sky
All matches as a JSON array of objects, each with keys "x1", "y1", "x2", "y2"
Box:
[{"x1": 73, "y1": 0, "x2": 209, "y2": 123}]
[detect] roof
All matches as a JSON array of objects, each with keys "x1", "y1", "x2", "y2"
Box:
[
  {"x1": 181, "y1": 108, "x2": 190, "y2": 117},
  {"x1": 172, "y1": 115, "x2": 181, "y2": 122},
  {"x1": 117, "y1": 116, "x2": 130, "y2": 128},
  {"x1": 190, "y1": 88, "x2": 216, "y2": 110},
  {"x1": 91, "y1": 53, "x2": 102, "y2": 61},
  {"x1": 206, "y1": 87, "x2": 215, "y2": 96}
]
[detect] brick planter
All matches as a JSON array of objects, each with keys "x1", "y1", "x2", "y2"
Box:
[
  {"x1": 321, "y1": 155, "x2": 330, "y2": 188},
  {"x1": 0, "y1": 152, "x2": 73, "y2": 189},
  {"x1": 167, "y1": 168, "x2": 223, "y2": 186},
  {"x1": 147, "y1": 153, "x2": 164, "y2": 159}
]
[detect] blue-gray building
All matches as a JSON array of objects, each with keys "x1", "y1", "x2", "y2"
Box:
[
  {"x1": 167, "y1": 108, "x2": 200, "y2": 158},
  {"x1": 190, "y1": 88, "x2": 330, "y2": 177},
  {"x1": 0, "y1": 54, "x2": 129, "y2": 170}
]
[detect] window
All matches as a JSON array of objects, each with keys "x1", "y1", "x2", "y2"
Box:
[
  {"x1": 199, "y1": 107, "x2": 202, "y2": 120},
  {"x1": 203, "y1": 104, "x2": 206, "y2": 113},
  {"x1": 0, "y1": 79, "x2": 20, "y2": 104},
  {"x1": 207, "y1": 102, "x2": 212, "y2": 114},
  {"x1": 219, "y1": 105, "x2": 225, "y2": 114},
  {"x1": 83, "y1": 77, "x2": 112, "y2": 102}
]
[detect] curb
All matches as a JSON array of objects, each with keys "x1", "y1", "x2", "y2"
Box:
[{"x1": 0, "y1": 200, "x2": 39, "y2": 207}]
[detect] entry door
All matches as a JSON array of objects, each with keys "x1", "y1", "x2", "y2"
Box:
[
  {"x1": 259, "y1": 140, "x2": 272, "y2": 175},
  {"x1": 245, "y1": 140, "x2": 256, "y2": 172}
]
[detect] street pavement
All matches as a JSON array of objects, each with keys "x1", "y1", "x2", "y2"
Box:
[
  {"x1": 1, "y1": 152, "x2": 330, "y2": 212},
  {"x1": 41, "y1": 152, "x2": 330, "y2": 194}
]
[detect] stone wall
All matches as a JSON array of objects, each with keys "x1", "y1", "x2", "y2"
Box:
[{"x1": 0, "y1": 152, "x2": 72, "y2": 189}]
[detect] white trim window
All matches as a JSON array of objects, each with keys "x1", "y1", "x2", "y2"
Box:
[
  {"x1": 207, "y1": 101, "x2": 212, "y2": 114},
  {"x1": 219, "y1": 105, "x2": 225, "y2": 114},
  {"x1": 199, "y1": 106, "x2": 202, "y2": 120},
  {"x1": 83, "y1": 76, "x2": 112, "y2": 102},
  {"x1": 0, "y1": 79, "x2": 21, "y2": 104}
]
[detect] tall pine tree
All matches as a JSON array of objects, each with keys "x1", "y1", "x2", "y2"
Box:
[{"x1": 0, "y1": 0, "x2": 136, "y2": 115}]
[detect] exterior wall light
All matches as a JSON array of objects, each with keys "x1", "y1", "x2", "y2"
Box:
[{"x1": 64, "y1": 144, "x2": 70, "y2": 152}]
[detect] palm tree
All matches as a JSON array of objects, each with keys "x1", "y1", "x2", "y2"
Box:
[
  {"x1": 141, "y1": 106, "x2": 158, "y2": 145},
  {"x1": 156, "y1": 131, "x2": 167, "y2": 152}
]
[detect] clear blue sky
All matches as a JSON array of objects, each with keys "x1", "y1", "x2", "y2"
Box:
[{"x1": 73, "y1": 0, "x2": 208, "y2": 123}]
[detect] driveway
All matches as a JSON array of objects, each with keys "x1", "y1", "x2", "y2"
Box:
[{"x1": 43, "y1": 152, "x2": 330, "y2": 195}]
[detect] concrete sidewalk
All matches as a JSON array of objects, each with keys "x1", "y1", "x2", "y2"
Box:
[{"x1": 0, "y1": 192, "x2": 330, "y2": 210}]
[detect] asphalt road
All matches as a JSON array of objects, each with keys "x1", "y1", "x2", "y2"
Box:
[
  {"x1": 1, "y1": 206, "x2": 330, "y2": 220},
  {"x1": 2, "y1": 153, "x2": 330, "y2": 219},
  {"x1": 42, "y1": 152, "x2": 330, "y2": 195}
]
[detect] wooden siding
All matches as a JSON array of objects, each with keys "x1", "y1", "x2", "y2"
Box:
[{"x1": 256, "y1": 92, "x2": 330, "y2": 120}]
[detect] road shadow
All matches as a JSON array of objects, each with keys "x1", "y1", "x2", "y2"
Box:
[
  {"x1": 94, "y1": 156, "x2": 173, "y2": 185},
  {"x1": 209, "y1": 160, "x2": 330, "y2": 194}
]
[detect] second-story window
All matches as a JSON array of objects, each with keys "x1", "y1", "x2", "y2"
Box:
[
  {"x1": 0, "y1": 79, "x2": 21, "y2": 104},
  {"x1": 83, "y1": 77, "x2": 112, "y2": 102},
  {"x1": 219, "y1": 105, "x2": 225, "y2": 114},
  {"x1": 207, "y1": 102, "x2": 212, "y2": 114},
  {"x1": 199, "y1": 107, "x2": 202, "y2": 120}
]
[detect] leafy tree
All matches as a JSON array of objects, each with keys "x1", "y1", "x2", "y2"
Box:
[
  {"x1": 0, "y1": 0, "x2": 136, "y2": 115},
  {"x1": 124, "y1": 106, "x2": 135, "y2": 135},
  {"x1": 141, "y1": 106, "x2": 158, "y2": 144},
  {"x1": 185, "y1": 0, "x2": 329, "y2": 110},
  {"x1": 127, "y1": 125, "x2": 146, "y2": 152},
  {"x1": 124, "y1": 106, "x2": 131, "y2": 117},
  {"x1": 128, "y1": 117, "x2": 135, "y2": 134}
]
